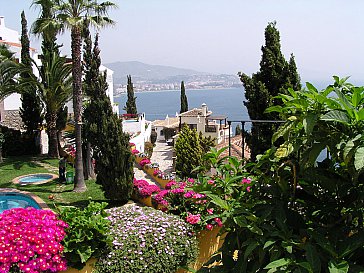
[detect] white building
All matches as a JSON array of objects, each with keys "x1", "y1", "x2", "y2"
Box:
[
  {"x1": 0, "y1": 16, "x2": 42, "y2": 113},
  {"x1": 122, "y1": 113, "x2": 152, "y2": 152},
  {"x1": 179, "y1": 103, "x2": 231, "y2": 145},
  {"x1": 152, "y1": 116, "x2": 179, "y2": 141}
]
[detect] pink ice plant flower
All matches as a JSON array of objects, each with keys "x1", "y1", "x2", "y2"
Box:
[{"x1": 0, "y1": 208, "x2": 68, "y2": 273}]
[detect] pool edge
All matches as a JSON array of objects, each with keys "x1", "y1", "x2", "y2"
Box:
[
  {"x1": 12, "y1": 173, "x2": 59, "y2": 185},
  {"x1": 0, "y1": 188, "x2": 49, "y2": 210}
]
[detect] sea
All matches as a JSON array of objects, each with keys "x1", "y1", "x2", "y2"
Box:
[{"x1": 114, "y1": 88, "x2": 250, "y2": 130}]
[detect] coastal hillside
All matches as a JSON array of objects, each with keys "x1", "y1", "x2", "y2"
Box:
[
  {"x1": 105, "y1": 61, "x2": 241, "y2": 92},
  {"x1": 105, "y1": 61, "x2": 205, "y2": 84}
]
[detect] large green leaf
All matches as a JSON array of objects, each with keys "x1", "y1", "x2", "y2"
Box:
[
  {"x1": 321, "y1": 110, "x2": 350, "y2": 125},
  {"x1": 305, "y1": 243, "x2": 321, "y2": 273},
  {"x1": 303, "y1": 113, "x2": 318, "y2": 135},
  {"x1": 328, "y1": 260, "x2": 349, "y2": 273},
  {"x1": 206, "y1": 193, "x2": 230, "y2": 210},
  {"x1": 264, "y1": 258, "x2": 291, "y2": 270},
  {"x1": 354, "y1": 147, "x2": 364, "y2": 170},
  {"x1": 306, "y1": 82, "x2": 318, "y2": 93},
  {"x1": 272, "y1": 122, "x2": 294, "y2": 143}
]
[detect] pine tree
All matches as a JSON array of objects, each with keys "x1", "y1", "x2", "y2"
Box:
[
  {"x1": 175, "y1": 125, "x2": 214, "y2": 178},
  {"x1": 180, "y1": 81, "x2": 188, "y2": 113},
  {"x1": 239, "y1": 22, "x2": 301, "y2": 160},
  {"x1": 20, "y1": 11, "x2": 43, "y2": 138},
  {"x1": 124, "y1": 75, "x2": 137, "y2": 114},
  {"x1": 83, "y1": 33, "x2": 134, "y2": 202}
]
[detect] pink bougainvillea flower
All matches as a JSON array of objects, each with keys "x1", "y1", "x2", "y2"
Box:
[
  {"x1": 247, "y1": 186, "x2": 251, "y2": 192},
  {"x1": 206, "y1": 208, "x2": 214, "y2": 215},
  {"x1": 206, "y1": 224, "x2": 213, "y2": 230},
  {"x1": 186, "y1": 213, "x2": 201, "y2": 225},
  {"x1": 214, "y1": 217, "x2": 223, "y2": 227},
  {"x1": 241, "y1": 178, "x2": 252, "y2": 184},
  {"x1": 207, "y1": 180, "x2": 215, "y2": 185}
]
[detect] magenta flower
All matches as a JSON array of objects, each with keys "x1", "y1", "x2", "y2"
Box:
[
  {"x1": 241, "y1": 178, "x2": 252, "y2": 184},
  {"x1": 0, "y1": 208, "x2": 67, "y2": 273},
  {"x1": 208, "y1": 180, "x2": 215, "y2": 185},
  {"x1": 186, "y1": 213, "x2": 201, "y2": 225},
  {"x1": 206, "y1": 224, "x2": 213, "y2": 230}
]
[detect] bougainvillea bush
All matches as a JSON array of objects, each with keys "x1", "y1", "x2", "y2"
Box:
[
  {"x1": 94, "y1": 206, "x2": 198, "y2": 273},
  {"x1": 133, "y1": 178, "x2": 160, "y2": 198},
  {"x1": 0, "y1": 208, "x2": 68, "y2": 273}
]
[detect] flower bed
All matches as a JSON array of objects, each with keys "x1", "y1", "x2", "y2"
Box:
[
  {"x1": 94, "y1": 206, "x2": 198, "y2": 273},
  {"x1": 0, "y1": 208, "x2": 68, "y2": 273},
  {"x1": 132, "y1": 179, "x2": 161, "y2": 207}
]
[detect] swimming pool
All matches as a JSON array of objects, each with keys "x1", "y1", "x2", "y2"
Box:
[
  {"x1": 0, "y1": 192, "x2": 42, "y2": 213},
  {"x1": 12, "y1": 173, "x2": 58, "y2": 185}
]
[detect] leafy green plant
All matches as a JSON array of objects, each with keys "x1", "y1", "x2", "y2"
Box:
[
  {"x1": 56, "y1": 201, "x2": 112, "y2": 269},
  {"x1": 206, "y1": 78, "x2": 364, "y2": 273},
  {"x1": 94, "y1": 205, "x2": 199, "y2": 273}
]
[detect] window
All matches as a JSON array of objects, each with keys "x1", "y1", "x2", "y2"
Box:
[{"x1": 188, "y1": 124, "x2": 197, "y2": 130}]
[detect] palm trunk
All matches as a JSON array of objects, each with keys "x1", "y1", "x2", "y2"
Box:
[
  {"x1": 0, "y1": 147, "x2": 3, "y2": 163},
  {"x1": 71, "y1": 26, "x2": 86, "y2": 192},
  {"x1": 46, "y1": 112, "x2": 59, "y2": 158},
  {"x1": 86, "y1": 142, "x2": 96, "y2": 179}
]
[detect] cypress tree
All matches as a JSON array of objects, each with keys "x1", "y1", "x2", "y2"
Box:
[
  {"x1": 124, "y1": 75, "x2": 137, "y2": 114},
  {"x1": 180, "y1": 81, "x2": 188, "y2": 113},
  {"x1": 235, "y1": 124, "x2": 242, "y2": 136},
  {"x1": 239, "y1": 22, "x2": 301, "y2": 160},
  {"x1": 83, "y1": 33, "x2": 134, "y2": 202},
  {"x1": 19, "y1": 11, "x2": 43, "y2": 151}
]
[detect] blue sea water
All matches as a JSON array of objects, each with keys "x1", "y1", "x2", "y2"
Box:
[{"x1": 114, "y1": 88, "x2": 250, "y2": 128}]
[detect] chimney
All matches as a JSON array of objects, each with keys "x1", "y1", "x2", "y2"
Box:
[
  {"x1": 0, "y1": 16, "x2": 5, "y2": 28},
  {"x1": 201, "y1": 103, "x2": 207, "y2": 116}
]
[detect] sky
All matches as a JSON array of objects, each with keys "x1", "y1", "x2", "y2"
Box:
[{"x1": 1, "y1": 0, "x2": 364, "y2": 85}]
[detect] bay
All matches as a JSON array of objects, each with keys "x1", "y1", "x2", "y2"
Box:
[{"x1": 114, "y1": 88, "x2": 250, "y2": 127}]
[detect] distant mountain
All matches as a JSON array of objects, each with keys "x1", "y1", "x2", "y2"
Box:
[{"x1": 105, "y1": 61, "x2": 205, "y2": 84}]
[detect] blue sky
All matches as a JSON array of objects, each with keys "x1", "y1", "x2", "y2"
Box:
[{"x1": 1, "y1": 0, "x2": 364, "y2": 85}]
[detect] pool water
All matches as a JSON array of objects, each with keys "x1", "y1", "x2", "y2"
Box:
[
  {"x1": 18, "y1": 174, "x2": 53, "y2": 183},
  {"x1": 0, "y1": 192, "x2": 41, "y2": 213}
]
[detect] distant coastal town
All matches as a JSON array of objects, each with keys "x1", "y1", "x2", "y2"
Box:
[{"x1": 115, "y1": 74, "x2": 241, "y2": 94}]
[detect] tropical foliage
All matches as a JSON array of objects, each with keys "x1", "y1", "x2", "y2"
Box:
[{"x1": 201, "y1": 78, "x2": 364, "y2": 273}]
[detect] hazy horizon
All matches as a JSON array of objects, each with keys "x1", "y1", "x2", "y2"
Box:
[{"x1": 1, "y1": 0, "x2": 364, "y2": 85}]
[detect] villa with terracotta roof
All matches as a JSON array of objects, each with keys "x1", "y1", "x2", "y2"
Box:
[
  {"x1": 179, "y1": 103, "x2": 231, "y2": 145},
  {"x1": 152, "y1": 116, "x2": 179, "y2": 141}
]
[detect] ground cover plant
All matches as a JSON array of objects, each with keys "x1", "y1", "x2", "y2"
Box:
[
  {"x1": 200, "y1": 78, "x2": 364, "y2": 272},
  {"x1": 94, "y1": 205, "x2": 199, "y2": 273}
]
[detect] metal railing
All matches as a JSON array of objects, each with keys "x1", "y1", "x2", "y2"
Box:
[{"x1": 227, "y1": 120, "x2": 286, "y2": 158}]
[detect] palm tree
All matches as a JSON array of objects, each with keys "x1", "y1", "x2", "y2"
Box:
[
  {"x1": 0, "y1": 44, "x2": 18, "y2": 99},
  {"x1": 21, "y1": 53, "x2": 72, "y2": 158},
  {"x1": 32, "y1": 0, "x2": 116, "y2": 192}
]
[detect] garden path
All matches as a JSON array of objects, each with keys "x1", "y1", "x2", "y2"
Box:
[
  {"x1": 30, "y1": 159, "x2": 58, "y2": 173},
  {"x1": 133, "y1": 140, "x2": 174, "y2": 187}
]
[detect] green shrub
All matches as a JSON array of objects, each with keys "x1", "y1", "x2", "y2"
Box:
[
  {"x1": 150, "y1": 130, "x2": 157, "y2": 145},
  {"x1": 57, "y1": 201, "x2": 112, "y2": 269},
  {"x1": 144, "y1": 141, "x2": 154, "y2": 158},
  {"x1": 95, "y1": 205, "x2": 199, "y2": 273}
]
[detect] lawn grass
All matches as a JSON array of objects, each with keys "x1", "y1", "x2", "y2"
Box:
[{"x1": 0, "y1": 156, "x2": 110, "y2": 209}]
